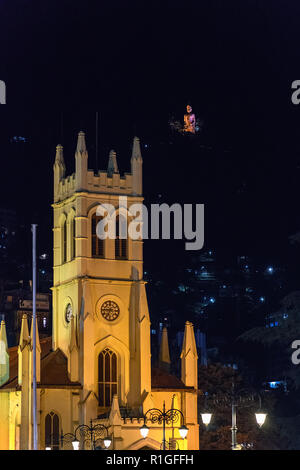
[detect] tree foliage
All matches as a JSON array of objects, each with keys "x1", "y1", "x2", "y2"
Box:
[{"x1": 198, "y1": 364, "x2": 287, "y2": 450}]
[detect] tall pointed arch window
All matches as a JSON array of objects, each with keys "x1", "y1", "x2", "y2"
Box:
[
  {"x1": 92, "y1": 213, "x2": 104, "y2": 258},
  {"x1": 71, "y1": 215, "x2": 76, "y2": 260},
  {"x1": 115, "y1": 215, "x2": 127, "y2": 260},
  {"x1": 61, "y1": 218, "x2": 67, "y2": 264},
  {"x1": 45, "y1": 412, "x2": 60, "y2": 450},
  {"x1": 98, "y1": 348, "x2": 117, "y2": 407}
]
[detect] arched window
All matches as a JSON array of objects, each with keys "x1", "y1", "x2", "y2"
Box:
[
  {"x1": 62, "y1": 219, "x2": 67, "y2": 263},
  {"x1": 45, "y1": 412, "x2": 60, "y2": 450},
  {"x1": 115, "y1": 216, "x2": 127, "y2": 260},
  {"x1": 98, "y1": 348, "x2": 117, "y2": 407},
  {"x1": 92, "y1": 213, "x2": 104, "y2": 257},
  {"x1": 71, "y1": 216, "x2": 76, "y2": 260}
]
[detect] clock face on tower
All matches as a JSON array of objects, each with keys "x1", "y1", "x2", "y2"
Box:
[
  {"x1": 101, "y1": 300, "x2": 120, "y2": 321},
  {"x1": 65, "y1": 303, "x2": 73, "y2": 323}
]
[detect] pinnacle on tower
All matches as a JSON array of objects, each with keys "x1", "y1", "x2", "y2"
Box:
[
  {"x1": 53, "y1": 144, "x2": 66, "y2": 202},
  {"x1": 158, "y1": 326, "x2": 171, "y2": 373},
  {"x1": 76, "y1": 131, "x2": 87, "y2": 154},
  {"x1": 30, "y1": 317, "x2": 41, "y2": 353},
  {"x1": 131, "y1": 136, "x2": 143, "y2": 162},
  {"x1": 19, "y1": 314, "x2": 30, "y2": 350},
  {"x1": 54, "y1": 144, "x2": 65, "y2": 168},
  {"x1": 107, "y1": 150, "x2": 119, "y2": 177},
  {"x1": 75, "y1": 130, "x2": 88, "y2": 192},
  {"x1": 131, "y1": 136, "x2": 143, "y2": 195},
  {"x1": 18, "y1": 314, "x2": 31, "y2": 389}
]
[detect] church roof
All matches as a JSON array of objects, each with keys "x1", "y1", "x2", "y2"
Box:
[
  {"x1": 0, "y1": 337, "x2": 81, "y2": 390},
  {"x1": 39, "y1": 348, "x2": 81, "y2": 388},
  {"x1": 0, "y1": 339, "x2": 193, "y2": 392},
  {"x1": 151, "y1": 367, "x2": 194, "y2": 391}
]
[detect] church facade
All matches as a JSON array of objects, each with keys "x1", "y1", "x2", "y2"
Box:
[{"x1": 0, "y1": 132, "x2": 199, "y2": 450}]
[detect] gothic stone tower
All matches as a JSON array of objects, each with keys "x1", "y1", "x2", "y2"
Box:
[{"x1": 52, "y1": 132, "x2": 151, "y2": 423}]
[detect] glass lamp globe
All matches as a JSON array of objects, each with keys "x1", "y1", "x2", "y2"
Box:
[
  {"x1": 104, "y1": 437, "x2": 112, "y2": 449},
  {"x1": 255, "y1": 412, "x2": 267, "y2": 427},
  {"x1": 179, "y1": 424, "x2": 189, "y2": 439},
  {"x1": 201, "y1": 413, "x2": 212, "y2": 426},
  {"x1": 45, "y1": 446, "x2": 51, "y2": 450},
  {"x1": 72, "y1": 439, "x2": 80, "y2": 450},
  {"x1": 140, "y1": 423, "x2": 150, "y2": 439}
]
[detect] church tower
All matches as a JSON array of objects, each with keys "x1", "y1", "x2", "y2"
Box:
[{"x1": 52, "y1": 133, "x2": 151, "y2": 423}]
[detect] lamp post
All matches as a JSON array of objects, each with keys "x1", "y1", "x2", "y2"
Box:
[
  {"x1": 31, "y1": 224, "x2": 38, "y2": 450},
  {"x1": 60, "y1": 421, "x2": 112, "y2": 450},
  {"x1": 200, "y1": 384, "x2": 267, "y2": 450},
  {"x1": 140, "y1": 401, "x2": 189, "y2": 450}
]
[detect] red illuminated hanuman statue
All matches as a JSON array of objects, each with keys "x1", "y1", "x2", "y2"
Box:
[{"x1": 183, "y1": 105, "x2": 196, "y2": 134}]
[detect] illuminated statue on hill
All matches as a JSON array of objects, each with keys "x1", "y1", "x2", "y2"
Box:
[
  {"x1": 169, "y1": 104, "x2": 202, "y2": 135},
  {"x1": 183, "y1": 105, "x2": 196, "y2": 134}
]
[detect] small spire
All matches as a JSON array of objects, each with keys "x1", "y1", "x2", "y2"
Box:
[
  {"x1": 19, "y1": 314, "x2": 30, "y2": 350},
  {"x1": 181, "y1": 321, "x2": 198, "y2": 358},
  {"x1": 107, "y1": 150, "x2": 119, "y2": 177},
  {"x1": 159, "y1": 326, "x2": 171, "y2": 373},
  {"x1": 30, "y1": 317, "x2": 41, "y2": 353},
  {"x1": 76, "y1": 131, "x2": 87, "y2": 154},
  {"x1": 109, "y1": 394, "x2": 122, "y2": 425},
  {"x1": 171, "y1": 393, "x2": 179, "y2": 411},
  {"x1": 131, "y1": 136, "x2": 142, "y2": 162},
  {"x1": 0, "y1": 320, "x2": 8, "y2": 352},
  {"x1": 180, "y1": 321, "x2": 198, "y2": 388},
  {"x1": 55, "y1": 144, "x2": 65, "y2": 166}
]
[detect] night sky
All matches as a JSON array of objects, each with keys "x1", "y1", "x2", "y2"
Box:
[{"x1": 1, "y1": 0, "x2": 300, "y2": 272}]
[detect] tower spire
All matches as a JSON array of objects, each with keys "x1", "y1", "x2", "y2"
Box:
[
  {"x1": 107, "y1": 150, "x2": 119, "y2": 177},
  {"x1": 159, "y1": 326, "x2": 171, "y2": 373}
]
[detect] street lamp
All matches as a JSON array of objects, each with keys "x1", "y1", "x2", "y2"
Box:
[
  {"x1": 72, "y1": 439, "x2": 80, "y2": 451},
  {"x1": 200, "y1": 413, "x2": 212, "y2": 426},
  {"x1": 61, "y1": 420, "x2": 111, "y2": 450},
  {"x1": 254, "y1": 394, "x2": 267, "y2": 427},
  {"x1": 140, "y1": 423, "x2": 150, "y2": 439},
  {"x1": 200, "y1": 384, "x2": 267, "y2": 450},
  {"x1": 255, "y1": 412, "x2": 267, "y2": 427},
  {"x1": 178, "y1": 424, "x2": 189, "y2": 439},
  {"x1": 200, "y1": 392, "x2": 212, "y2": 427},
  {"x1": 103, "y1": 437, "x2": 112, "y2": 449},
  {"x1": 140, "y1": 401, "x2": 188, "y2": 450}
]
